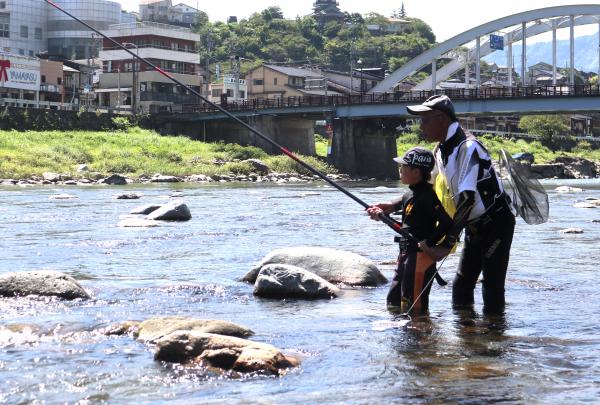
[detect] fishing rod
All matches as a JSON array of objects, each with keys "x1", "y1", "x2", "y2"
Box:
[{"x1": 44, "y1": 0, "x2": 416, "y2": 240}]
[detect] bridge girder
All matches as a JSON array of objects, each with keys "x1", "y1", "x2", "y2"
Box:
[{"x1": 370, "y1": 5, "x2": 600, "y2": 93}]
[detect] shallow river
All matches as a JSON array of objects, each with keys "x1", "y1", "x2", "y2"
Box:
[{"x1": 1, "y1": 179, "x2": 599, "y2": 404}]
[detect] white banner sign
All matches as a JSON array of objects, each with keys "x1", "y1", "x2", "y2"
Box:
[{"x1": 0, "y1": 56, "x2": 41, "y2": 91}]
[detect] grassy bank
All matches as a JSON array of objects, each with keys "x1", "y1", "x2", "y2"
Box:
[{"x1": 0, "y1": 128, "x2": 335, "y2": 180}]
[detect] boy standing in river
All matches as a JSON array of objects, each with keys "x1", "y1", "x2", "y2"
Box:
[{"x1": 367, "y1": 147, "x2": 453, "y2": 314}]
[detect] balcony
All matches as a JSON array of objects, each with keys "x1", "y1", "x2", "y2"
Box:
[{"x1": 140, "y1": 91, "x2": 200, "y2": 104}]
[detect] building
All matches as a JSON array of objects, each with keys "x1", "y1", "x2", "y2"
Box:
[
  {"x1": 47, "y1": 0, "x2": 122, "y2": 60},
  {"x1": 209, "y1": 74, "x2": 247, "y2": 104},
  {"x1": 0, "y1": 54, "x2": 40, "y2": 103},
  {"x1": 246, "y1": 65, "x2": 327, "y2": 100},
  {"x1": 97, "y1": 21, "x2": 204, "y2": 113},
  {"x1": 140, "y1": 0, "x2": 200, "y2": 27},
  {"x1": 312, "y1": 0, "x2": 345, "y2": 27},
  {"x1": 527, "y1": 62, "x2": 566, "y2": 86},
  {"x1": 0, "y1": 0, "x2": 48, "y2": 58}
]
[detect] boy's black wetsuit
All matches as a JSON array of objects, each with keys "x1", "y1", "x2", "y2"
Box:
[{"x1": 388, "y1": 181, "x2": 453, "y2": 313}]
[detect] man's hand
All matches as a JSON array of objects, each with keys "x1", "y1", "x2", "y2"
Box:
[{"x1": 418, "y1": 240, "x2": 451, "y2": 261}]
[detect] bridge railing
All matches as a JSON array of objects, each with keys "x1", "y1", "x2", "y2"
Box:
[{"x1": 181, "y1": 84, "x2": 600, "y2": 113}]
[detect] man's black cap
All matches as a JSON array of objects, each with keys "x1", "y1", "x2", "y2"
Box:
[
  {"x1": 393, "y1": 147, "x2": 435, "y2": 172},
  {"x1": 407, "y1": 94, "x2": 457, "y2": 121}
]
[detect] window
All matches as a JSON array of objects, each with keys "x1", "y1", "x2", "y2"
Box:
[
  {"x1": 34, "y1": 28, "x2": 42, "y2": 40},
  {"x1": 41, "y1": 75, "x2": 46, "y2": 83},
  {"x1": 0, "y1": 2, "x2": 5, "y2": 9},
  {"x1": 226, "y1": 89, "x2": 233, "y2": 97},
  {"x1": 274, "y1": 78, "x2": 278, "y2": 85},
  {"x1": 211, "y1": 89, "x2": 221, "y2": 97},
  {"x1": 29, "y1": 50, "x2": 34, "y2": 57},
  {"x1": 18, "y1": 49, "x2": 24, "y2": 55},
  {"x1": 0, "y1": 12, "x2": 9, "y2": 38},
  {"x1": 239, "y1": 90, "x2": 246, "y2": 98},
  {"x1": 57, "y1": 77, "x2": 62, "y2": 85},
  {"x1": 253, "y1": 79, "x2": 263, "y2": 85},
  {"x1": 20, "y1": 25, "x2": 28, "y2": 38}
]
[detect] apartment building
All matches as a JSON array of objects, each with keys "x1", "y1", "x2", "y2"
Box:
[{"x1": 97, "y1": 21, "x2": 204, "y2": 113}]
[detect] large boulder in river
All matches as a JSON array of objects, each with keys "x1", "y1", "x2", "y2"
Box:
[
  {"x1": 254, "y1": 264, "x2": 340, "y2": 299},
  {"x1": 130, "y1": 204, "x2": 162, "y2": 215},
  {"x1": 154, "y1": 331, "x2": 299, "y2": 375},
  {"x1": 147, "y1": 201, "x2": 191, "y2": 221},
  {"x1": 0, "y1": 271, "x2": 90, "y2": 300},
  {"x1": 134, "y1": 317, "x2": 253, "y2": 343},
  {"x1": 243, "y1": 247, "x2": 387, "y2": 287},
  {"x1": 100, "y1": 174, "x2": 128, "y2": 185}
]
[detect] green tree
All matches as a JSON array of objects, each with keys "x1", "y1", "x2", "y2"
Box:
[{"x1": 519, "y1": 115, "x2": 570, "y2": 148}]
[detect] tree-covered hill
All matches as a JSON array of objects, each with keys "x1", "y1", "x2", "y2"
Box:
[{"x1": 195, "y1": 6, "x2": 436, "y2": 77}]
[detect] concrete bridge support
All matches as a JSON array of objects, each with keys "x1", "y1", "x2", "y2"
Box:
[
  {"x1": 331, "y1": 118, "x2": 400, "y2": 180},
  {"x1": 162, "y1": 115, "x2": 316, "y2": 156}
]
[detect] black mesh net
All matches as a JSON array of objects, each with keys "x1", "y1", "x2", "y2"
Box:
[{"x1": 499, "y1": 149, "x2": 549, "y2": 225}]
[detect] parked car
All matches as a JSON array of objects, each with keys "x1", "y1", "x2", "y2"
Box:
[{"x1": 512, "y1": 152, "x2": 535, "y2": 164}]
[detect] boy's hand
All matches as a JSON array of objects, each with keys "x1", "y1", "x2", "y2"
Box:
[
  {"x1": 366, "y1": 203, "x2": 394, "y2": 221},
  {"x1": 418, "y1": 240, "x2": 451, "y2": 261}
]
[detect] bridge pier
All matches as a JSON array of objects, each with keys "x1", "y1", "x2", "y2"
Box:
[
  {"x1": 162, "y1": 115, "x2": 316, "y2": 156},
  {"x1": 331, "y1": 118, "x2": 400, "y2": 180}
]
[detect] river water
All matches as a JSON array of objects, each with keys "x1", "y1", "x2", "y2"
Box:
[{"x1": 0, "y1": 179, "x2": 599, "y2": 404}]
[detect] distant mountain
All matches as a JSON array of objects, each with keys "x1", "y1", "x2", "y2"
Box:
[{"x1": 484, "y1": 33, "x2": 599, "y2": 73}]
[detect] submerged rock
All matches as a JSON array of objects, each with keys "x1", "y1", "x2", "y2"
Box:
[
  {"x1": 0, "y1": 271, "x2": 90, "y2": 300},
  {"x1": 244, "y1": 246, "x2": 387, "y2": 287},
  {"x1": 134, "y1": 317, "x2": 253, "y2": 343},
  {"x1": 254, "y1": 264, "x2": 340, "y2": 299},
  {"x1": 147, "y1": 201, "x2": 192, "y2": 221},
  {"x1": 154, "y1": 331, "x2": 299, "y2": 375}
]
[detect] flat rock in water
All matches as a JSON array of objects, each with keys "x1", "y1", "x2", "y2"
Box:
[
  {"x1": 49, "y1": 194, "x2": 78, "y2": 200},
  {"x1": 154, "y1": 331, "x2": 299, "y2": 375},
  {"x1": 0, "y1": 271, "x2": 90, "y2": 300},
  {"x1": 573, "y1": 202, "x2": 596, "y2": 209},
  {"x1": 254, "y1": 264, "x2": 340, "y2": 299},
  {"x1": 134, "y1": 317, "x2": 254, "y2": 343},
  {"x1": 114, "y1": 193, "x2": 142, "y2": 200},
  {"x1": 117, "y1": 218, "x2": 159, "y2": 227},
  {"x1": 150, "y1": 175, "x2": 181, "y2": 183},
  {"x1": 130, "y1": 204, "x2": 162, "y2": 215},
  {"x1": 147, "y1": 201, "x2": 191, "y2": 221},
  {"x1": 244, "y1": 246, "x2": 387, "y2": 287},
  {"x1": 555, "y1": 186, "x2": 583, "y2": 193},
  {"x1": 560, "y1": 228, "x2": 584, "y2": 234}
]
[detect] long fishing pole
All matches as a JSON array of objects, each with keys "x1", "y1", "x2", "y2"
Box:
[{"x1": 45, "y1": 0, "x2": 415, "y2": 240}]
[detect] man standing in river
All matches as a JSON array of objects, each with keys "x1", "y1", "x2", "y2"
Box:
[{"x1": 407, "y1": 95, "x2": 515, "y2": 314}]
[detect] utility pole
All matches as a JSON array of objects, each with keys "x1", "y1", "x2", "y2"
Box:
[
  {"x1": 122, "y1": 42, "x2": 139, "y2": 114},
  {"x1": 205, "y1": 31, "x2": 213, "y2": 98},
  {"x1": 231, "y1": 55, "x2": 240, "y2": 102}
]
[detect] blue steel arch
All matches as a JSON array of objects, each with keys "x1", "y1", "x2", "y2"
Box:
[{"x1": 370, "y1": 5, "x2": 600, "y2": 93}]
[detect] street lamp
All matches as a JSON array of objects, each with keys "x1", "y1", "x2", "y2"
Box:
[
  {"x1": 122, "y1": 42, "x2": 139, "y2": 114},
  {"x1": 357, "y1": 58, "x2": 363, "y2": 95}
]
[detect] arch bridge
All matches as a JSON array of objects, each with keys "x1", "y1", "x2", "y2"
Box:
[{"x1": 371, "y1": 5, "x2": 600, "y2": 93}]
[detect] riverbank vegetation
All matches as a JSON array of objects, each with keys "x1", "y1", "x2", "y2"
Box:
[{"x1": 0, "y1": 128, "x2": 334, "y2": 180}]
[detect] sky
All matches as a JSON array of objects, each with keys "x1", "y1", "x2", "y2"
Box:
[{"x1": 117, "y1": 0, "x2": 600, "y2": 42}]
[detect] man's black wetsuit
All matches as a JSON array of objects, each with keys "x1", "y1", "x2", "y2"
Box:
[{"x1": 388, "y1": 181, "x2": 452, "y2": 313}]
